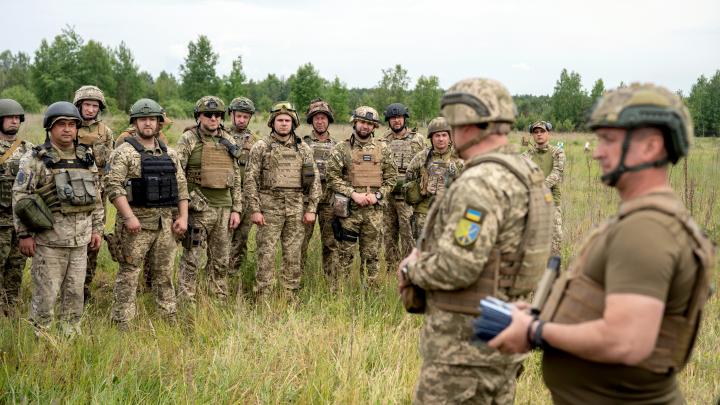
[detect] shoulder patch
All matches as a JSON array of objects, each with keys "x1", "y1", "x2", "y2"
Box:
[
  {"x1": 15, "y1": 169, "x2": 25, "y2": 185},
  {"x1": 454, "y1": 218, "x2": 481, "y2": 247}
]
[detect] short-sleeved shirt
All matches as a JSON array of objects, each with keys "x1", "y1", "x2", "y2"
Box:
[{"x1": 543, "y1": 191, "x2": 698, "y2": 404}]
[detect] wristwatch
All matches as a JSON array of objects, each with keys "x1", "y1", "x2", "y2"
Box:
[{"x1": 375, "y1": 191, "x2": 383, "y2": 201}]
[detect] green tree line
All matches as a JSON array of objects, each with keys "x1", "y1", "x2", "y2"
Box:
[{"x1": 1, "y1": 27, "x2": 717, "y2": 134}]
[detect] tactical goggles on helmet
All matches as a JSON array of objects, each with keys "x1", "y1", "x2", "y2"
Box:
[{"x1": 271, "y1": 102, "x2": 296, "y2": 113}]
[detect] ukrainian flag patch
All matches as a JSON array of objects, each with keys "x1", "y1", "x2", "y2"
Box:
[{"x1": 464, "y1": 208, "x2": 484, "y2": 223}]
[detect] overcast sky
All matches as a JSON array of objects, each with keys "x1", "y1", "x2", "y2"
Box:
[{"x1": 3, "y1": 0, "x2": 719, "y2": 95}]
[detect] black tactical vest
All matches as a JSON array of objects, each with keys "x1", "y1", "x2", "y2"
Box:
[{"x1": 125, "y1": 137, "x2": 179, "y2": 207}]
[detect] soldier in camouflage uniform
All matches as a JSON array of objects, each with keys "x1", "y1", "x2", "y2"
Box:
[
  {"x1": 300, "y1": 99, "x2": 337, "y2": 276},
  {"x1": 175, "y1": 96, "x2": 242, "y2": 303},
  {"x1": 227, "y1": 97, "x2": 259, "y2": 275},
  {"x1": 13, "y1": 102, "x2": 104, "y2": 335},
  {"x1": 326, "y1": 106, "x2": 397, "y2": 287},
  {"x1": 104, "y1": 99, "x2": 189, "y2": 328},
  {"x1": 403, "y1": 117, "x2": 463, "y2": 240},
  {"x1": 380, "y1": 103, "x2": 425, "y2": 272},
  {"x1": 522, "y1": 121, "x2": 566, "y2": 256},
  {"x1": 245, "y1": 102, "x2": 321, "y2": 298},
  {"x1": 397, "y1": 79, "x2": 553, "y2": 404},
  {"x1": 73, "y1": 85, "x2": 115, "y2": 302},
  {"x1": 0, "y1": 99, "x2": 32, "y2": 316}
]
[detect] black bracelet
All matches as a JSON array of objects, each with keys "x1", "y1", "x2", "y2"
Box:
[
  {"x1": 526, "y1": 319, "x2": 537, "y2": 348},
  {"x1": 531, "y1": 320, "x2": 548, "y2": 350}
]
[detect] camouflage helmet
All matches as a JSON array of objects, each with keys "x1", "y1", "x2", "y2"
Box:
[
  {"x1": 228, "y1": 96, "x2": 256, "y2": 114},
  {"x1": 0, "y1": 99, "x2": 25, "y2": 123},
  {"x1": 351, "y1": 106, "x2": 382, "y2": 128},
  {"x1": 267, "y1": 101, "x2": 300, "y2": 129},
  {"x1": 384, "y1": 103, "x2": 409, "y2": 121},
  {"x1": 588, "y1": 83, "x2": 693, "y2": 164},
  {"x1": 43, "y1": 101, "x2": 82, "y2": 130},
  {"x1": 129, "y1": 98, "x2": 165, "y2": 124},
  {"x1": 194, "y1": 96, "x2": 226, "y2": 119},
  {"x1": 305, "y1": 98, "x2": 335, "y2": 124},
  {"x1": 73, "y1": 85, "x2": 106, "y2": 110},
  {"x1": 441, "y1": 78, "x2": 516, "y2": 126},
  {"x1": 529, "y1": 120, "x2": 553, "y2": 133},
  {"x1": 427, "y1": 117, "x2": 451, "y2": 137}
]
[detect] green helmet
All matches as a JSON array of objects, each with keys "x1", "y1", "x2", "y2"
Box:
[
  {"x1": 73, "y1": 85, "x2": 106, "y2": 110},
  {"x1": 441, "y1": 78, "x2": 516, "y2": 127},
  {"x1": 0, "y1": 99, "x2": 25, "y2": 123},
  {"x1": 194, "y1": 96, "x2": 226, "y2": 119},
  {"x1": 129, "y1": 98, "x2": 165, "y2": 124},
  {"x1": 43, "y1": 101, "x2": 82, "y2": 130},
  {"x1": 588, "y1": 83, "x2": 692, "y2": 164},
  {"x1": 228, "y1": 96, "x2": 256, "y2": 114},
  {"x1": 351, "y1": 106, "x2": 382, "y2": 128},
  {"x1": 427, "y1": 117, "x2": 451, "y2": 137},
  {"x1": 267, "y1": 101, "x2": 300, "y2": 129}
]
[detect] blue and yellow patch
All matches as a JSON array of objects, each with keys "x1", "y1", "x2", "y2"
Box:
[{"x1": 454, "y1": 207, "x2": 485, "y2": 247}]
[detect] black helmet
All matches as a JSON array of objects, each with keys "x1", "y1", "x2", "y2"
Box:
[
  {"x1": 43, "y1": 101, "x2": 82, "y2": 130},
  {"x1": 384, "y1": 103, "x2": 409, "y2": 122}
]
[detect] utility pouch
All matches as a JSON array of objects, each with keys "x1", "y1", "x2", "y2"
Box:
[
  {"x1": 333, "y1": 193, "x2": 350, "y2": 218},
  {"x1": 301, "y1": 162, "x2": 315, "y2": 190},
  {"x1": 331, "y1": 217, "x2": 358, "y2": 242},
  {"x1": 15, "y1": 194, "x2": 54, "y2": 231}
]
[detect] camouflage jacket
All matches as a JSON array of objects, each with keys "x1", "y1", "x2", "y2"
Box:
[
  {"x1": 304, "y1": 131, "x2": 336, "y2": 204},
  {"x1": 175, "y1": 125, "x2": 243, "y2": 213},
  {"x1": 406, "y1": 143, "x2": 531, "y2": 366},
  {"x1": 104, "y1": 136, "x2": 189, "y2": 230},
  {"x1": 0, "y1": 137, "x2": 34, "y2": 225},
  {"x1": 244, "y1": 132, "x2": 321, "y2": 214},
  {"x1": 326, "y1": 133, "x2": 398, "y2": 202},
  {"x1": 404, "y1": 146, "x2": 464, "y2": 215},
  {"x1": 12, "y1": 144, "x2": 104, "y2": 247},
  {"x1": 77, "y1": 119, "x2": 114, "y2": 175},
  {"x1": 522, "y1": 143, "x2": 565, "y2": 205}
]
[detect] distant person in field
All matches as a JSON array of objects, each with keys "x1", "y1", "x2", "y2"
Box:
[
  {"x1": 227, "y1": 96, "x2": 259, "y2": 280},
  {"x1": 13, "y1": 102, "x2": 104, "y2": 336},
  {"x1": 74, "y1": 85, "x2": 114, "y2": 303},
  {"x1": 0, "y1": 98, "x2": 32, "y2": 317},
  {"x1": 300, "y1": 99, "x2": 338, "y2": 277},
  {"x1": 490, "y1": 83, "x2": 714, "y2": 405},
  {"x1": 522, "y1": 120, "x2": 565, "y2": 256}
]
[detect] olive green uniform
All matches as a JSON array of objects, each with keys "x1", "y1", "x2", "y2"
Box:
[{"x1": 523, "y1": 143, "x2": 565, "y2": 256}]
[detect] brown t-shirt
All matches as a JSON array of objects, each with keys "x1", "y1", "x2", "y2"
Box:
[{"x1": 543, "y1": 192, "x2": 698, "y2": 405}]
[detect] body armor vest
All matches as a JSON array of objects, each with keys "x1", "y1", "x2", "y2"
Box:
[
  {"x1": 429, "y1": 153, "x2": 553, "y2": 315},
  {"x1": 349, "y1": 143, "x2": 382, "y2": 189},
  {"x1": 187, "y1": 131, "x2": 235, "y2": 189},
  {"x1": 540, "y1": 194, "x2": 714, "y2": 374},
  {"x1": 78, "y1": 121, "x2": 112, "y2": 170},
  {"x1": 387, "y1": 136, "x2": 415, "y2": 174},
  {"x1": 0, "y1": 139, "x2": 22, "y2": 209},
  {"x1": 124, "y1": 137, "x2": 179, "y2": 207},
  {"x1": 308, "y1": 138, "x2": 335, "y2": 181},
  {"x1": 233, "y1": 131, "x2": 255, "y2": 166},
  {"x1": 529, "y1": 146, "x2": 555, "y2": 178},
  {"x1": 262, "y1": 140, "x2": 304, "y2": 190}
]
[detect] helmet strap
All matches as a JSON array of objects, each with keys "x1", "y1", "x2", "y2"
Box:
[{"x1": 601, "y1": 130, "x2": 670, "y2": 187}]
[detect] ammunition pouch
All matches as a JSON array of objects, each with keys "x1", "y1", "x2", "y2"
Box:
[
  {"x1": 54, "y1": 170, "x2": 98, "y2": 206},
  {"x1": 404, "y1": 181, "x2": 423, "y2": 205},
  {"x1": 333, "y1": 193, "x2": 351, "y2": 218},
  {"x1": 103, "y1": 232, "x2": 123, "y2": 263},
  {"x1": 15, "y1": 194, "x2": 54, "y2": 231},
  {"x1": 392, "y1": 177, "x2": 405, "y2": 195},
  {"x1": 0, "y1": 176, "x2": 13, "y2": 209},
  {"x1": 331, "y1": 217, "x2": 358, "y2": 242},
  {"x1": 401, "y1": 284, "x2": 426, "y2": 314},
  {"x1": 188, "y1": 190, "x2": 209, "y2": 212},
  {"x1": 182, "y1": 220, "x2": 205, "y2": 250}
]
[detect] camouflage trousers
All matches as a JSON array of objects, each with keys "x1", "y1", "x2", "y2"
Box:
[
  {"x1": 551, "y1": 204, "x2": 563, "y2": 257},
  {"x1": 0, "y1": 225, "x2": 26, "y2": 315},
  {"x1": 178, "y1": 206, "x2": 231, "y2": 302},
  {"x1": 30, "y1": 244, "x2": 86, "y2": 331},
  {"x1": 111, "y1": 217, "x2": 177, "y2": 324},
  {"x1": 229, "y1": 208, "x2": 254, "y2": 274},
  {"x1": 84, "y1": 192, "x2": 107, "y2": 301},
  {"x1": 413, "y1": 361, "x2": 522, "y2": 405},
  {"x1": 300, "y1": 202, "x2": 336, "y2": 276},
  {"x1": 254, "y1": 192, "x2": 305, "y2": 295},
  {"x1": 384, "y1": 198, "x2": 414, "y2": 272},
  {"x1": 412, "y1": 212, "x2": 428, "y2": 241},
  {"x1": 335, "y1": 204, "x2": 383, "y2": 285}
]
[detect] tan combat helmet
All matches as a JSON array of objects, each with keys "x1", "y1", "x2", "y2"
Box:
[
  {"x1": 351, "y1": 106, "x2": 382, "y2": 128},
  {"x1": 194, "y1": 96, "x2": 226, "y2": 120},
  {"x1": 588, "y1": 83, "x2": 694, "y2": 185},
  {"x1": 427, "y1": 116, "x2": 452, "y2": 138},
  {"x1": 305, "y1": 98, "x2": 335, "y2": 124},
  {"x1": 73, "y1": 85, "x2": 107, "y2": 110},
  {"x1": 267, "y1": 101, "x2": 300, "y2": 130}
]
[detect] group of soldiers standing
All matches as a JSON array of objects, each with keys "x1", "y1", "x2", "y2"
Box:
[{"x1": 0, "y1": 75, "x2": 712, "y2": 404}]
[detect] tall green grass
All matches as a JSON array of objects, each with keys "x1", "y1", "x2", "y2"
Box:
[{"x1": 1, "y1": 115, "x2": 718, "y2": 403}]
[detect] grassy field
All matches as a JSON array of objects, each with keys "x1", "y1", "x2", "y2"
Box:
[{"x1": 1, "y1": 114, "x2": 718, "y2": 403}]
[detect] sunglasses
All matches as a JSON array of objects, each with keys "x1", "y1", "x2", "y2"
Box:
[{"x1": 202, "y1": 112, "x2": 224, "y2": 119}]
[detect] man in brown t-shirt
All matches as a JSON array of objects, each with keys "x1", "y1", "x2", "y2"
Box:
[{"x1": 489, "y1": 83, "x2": 714, "y2": 404}]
